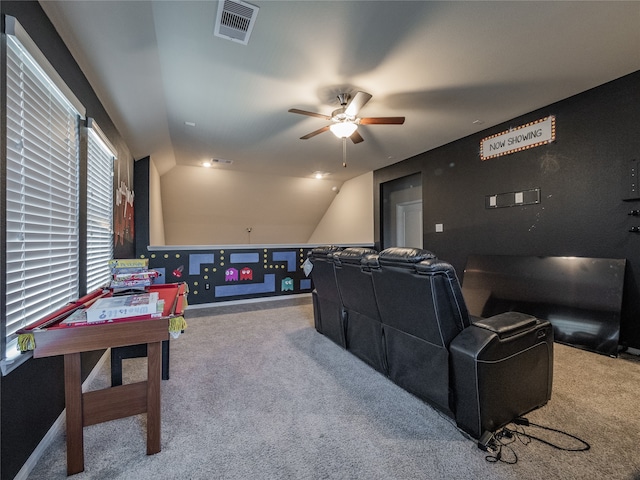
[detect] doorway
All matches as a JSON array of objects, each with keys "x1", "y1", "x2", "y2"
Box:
[{"x1": 381, "y1": 173, "x2": 422, "y2": 249}]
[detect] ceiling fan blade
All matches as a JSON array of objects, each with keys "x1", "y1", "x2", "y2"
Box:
[
  {"x1": 344, "y1": 91, "x2": 372, "y2": 117},
  {"x1": 300, "y1": 125, "x2": 330, "y2": 140},
  {"x1": 288, "y1": 108, "x2": 332, "y2": 120},
  {"x1": 350, "y1": 130, "x2": 364, "y2": 144},
  {"x1": 359, "y1": 117, "x2": 405, "y2": 125}
]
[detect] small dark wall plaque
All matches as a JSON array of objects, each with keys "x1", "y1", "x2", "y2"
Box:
[{"x1": 485, "y1": 188, "x2": 540, "y2": 209}]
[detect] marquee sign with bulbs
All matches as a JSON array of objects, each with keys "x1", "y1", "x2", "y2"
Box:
[{"x1": 480, "y1": 115, "x2": 556, "y2": 161}]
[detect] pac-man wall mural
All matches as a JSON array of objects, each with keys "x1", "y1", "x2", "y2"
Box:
[{"x1": 142, "y1": 246, "x2": 315, "y2": 305}]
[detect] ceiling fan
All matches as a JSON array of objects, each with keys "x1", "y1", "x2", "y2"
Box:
[{"x1": 288, "y1": 91, "x2": 405, "y2": 144}]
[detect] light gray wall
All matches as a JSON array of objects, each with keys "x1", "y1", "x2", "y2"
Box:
[
  {"x1": 307, "y1": 172, "x2": 374, "y2": 244},
  {"x1": 149, "y1": 160, "x2": 166, "y2": 245},
  {"x1": 158, "y1": 165, "x2": 343, "y2": 245}
]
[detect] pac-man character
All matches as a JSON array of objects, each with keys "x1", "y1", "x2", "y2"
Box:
[
  {"x1": 281, "y1": 277, "x2": 294, "y2": 291},
  {"x1": 240, "y1": 267, "x2": 253, "y2": 281},
  {"x1": 225, "y1": 268, "x2": 239, "y2": 282}
]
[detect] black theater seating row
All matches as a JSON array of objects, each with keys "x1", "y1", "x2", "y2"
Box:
[{"x1": 308, "y1": 246, "x2": 554, "y2": 441}]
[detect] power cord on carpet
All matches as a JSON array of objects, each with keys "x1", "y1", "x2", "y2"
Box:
[{"x1": 482, "y1": 417, "x2": 591, "y2": 464}]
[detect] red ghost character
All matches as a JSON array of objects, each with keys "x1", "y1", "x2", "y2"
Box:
[{"x1": 240, "y1": 267, "x2": 253, "y2": 280}]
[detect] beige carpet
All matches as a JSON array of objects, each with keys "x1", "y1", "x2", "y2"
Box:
[{"x1": 27, "y1": 299, "x2": 640, "y2": 479}]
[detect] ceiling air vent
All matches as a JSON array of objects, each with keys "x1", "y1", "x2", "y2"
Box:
[{"x1": 214, "y1": 0, "x2": 259, "y2": 45}]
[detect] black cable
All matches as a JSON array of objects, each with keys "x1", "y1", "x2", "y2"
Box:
[
  {"x1": 483, "y1": 418, "x2": 590, "y2": 465},
  {"x1": 432, "y1": 409, "x2": 520, "y2": 464},
  {"x1": 484, "y1": 431, "x2": 519, "y2": 464},
  {"x1": 509, "y1": 419, "x2": 591, "y2": 452},
  {"x1": 437, "y1": 407, "x2": 590, "y2": 465}
]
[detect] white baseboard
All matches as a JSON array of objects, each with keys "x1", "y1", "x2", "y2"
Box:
[
  {"x1": 13, "y1": 349, "x2": 111, "y2": 480},
  {"x1": 186, "y1": 292, "x2": 311, "y2": 310}
]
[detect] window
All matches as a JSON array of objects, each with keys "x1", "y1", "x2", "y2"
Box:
[
  {"x1": 2, "y1": 16, "x2": 86, "y2": 374},
  {"x1": 86, "y1": 120, "x2": 115, "y2": 292}
]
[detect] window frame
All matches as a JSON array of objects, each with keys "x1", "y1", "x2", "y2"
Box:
[
  {"x1": 1, "y1": 15, "x2": 91, "y2": 375},
  {"x1": 85, "y1": 118, "x2": 115, "y2": 294}
]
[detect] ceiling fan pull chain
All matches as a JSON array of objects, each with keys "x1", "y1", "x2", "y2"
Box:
[{"x1": 342, "y1": 137, "x2": 347, "y2": 168}]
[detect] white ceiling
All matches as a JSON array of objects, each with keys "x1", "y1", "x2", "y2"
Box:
[{"x1": 39, "y1": 1, "x2": 640, "y2": 182}]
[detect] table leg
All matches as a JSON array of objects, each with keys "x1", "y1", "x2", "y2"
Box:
[
  {"x1": 146, "y1": 341, "x2": 162, "y2": 454},
  {"x1": 64, "y1": 353, "x2": 84, "y2": 475}
]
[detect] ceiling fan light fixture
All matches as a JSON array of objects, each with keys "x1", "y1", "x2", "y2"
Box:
[
  {"x1": 289, "y1": 91, "x2": 405, "y2": 143},
  {"x1": 330, "y1": 122, "x2": 358, "y2": 138}
]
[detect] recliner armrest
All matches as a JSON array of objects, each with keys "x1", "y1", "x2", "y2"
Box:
[{"x1": 472, "y1": 312, "x2": 538, "y2": 339}]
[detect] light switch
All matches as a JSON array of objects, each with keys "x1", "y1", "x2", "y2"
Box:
[
  {"x1": 515, "y1": 192, "x2": 524, "y2": 203},
  {"x1": 435, "y1": 223, "x2": 444, "y2": 232}
]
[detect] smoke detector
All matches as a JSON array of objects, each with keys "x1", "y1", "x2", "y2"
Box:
[{"x1": 214, "y1": 0, "x2": 259, "y2": 45}]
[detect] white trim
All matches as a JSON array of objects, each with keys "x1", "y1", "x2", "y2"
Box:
[
  {"x1": 186, "y1": 292, "x2": 311, "y2": 310},
  {"x1": 13, "y1": 350, "x2": 111, "y2": 480},
  {"x1": 4, "y1": 15, "x2": 86, "y2": 117},
  {"x1": 0, "y1": 350, "x2": 33, "y2": 376},
  {"x1": 87, "y1": 117, "x2": 118, "y2": 158},
  {"x1": 148, "y1": 243, "x2": 374, "y2": 251}
]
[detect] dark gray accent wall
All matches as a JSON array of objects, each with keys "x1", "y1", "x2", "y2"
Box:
[
  {"x1": 135, "y1": 157, "x2": 151, "y2": 257},
  {"x1": 374, "y1": 71, "x2": 640, "y2": 350}
]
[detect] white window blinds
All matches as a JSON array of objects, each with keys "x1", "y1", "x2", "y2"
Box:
[
  {"x1": 3, "y1": 19, "x2": 84, "y2": 372},
  {"x1": 86, "y1": 121, "x2": 115, "y2": 292}
]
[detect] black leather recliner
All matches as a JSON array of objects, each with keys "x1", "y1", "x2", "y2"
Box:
[
  {"x1": 370, "y1": 248, "x2": 463, "y2": 417},
  {"x1": 308, "y1": 246, "x2": 554, "y2": 441},
  {"x1": 307, "y1": 246, "x2": 346, "y2": 347},
  {"x1": 449, "y1": 310, "x2": 554, "y2": 439},
  {"x1": 333, "y1": 247, "x2": 386, "y2": 373},
  {"x1": 370, "y1": 249, "x2": 553, "y2": 439}
]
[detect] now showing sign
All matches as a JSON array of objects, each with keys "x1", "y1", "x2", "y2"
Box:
[{"x1": 480, "y1": 116, "x2": 555, "y2": 161}]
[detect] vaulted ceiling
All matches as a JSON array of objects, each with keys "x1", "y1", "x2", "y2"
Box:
[{"x1": 40, "y1": 1, "x2": 640, "y2": 182}]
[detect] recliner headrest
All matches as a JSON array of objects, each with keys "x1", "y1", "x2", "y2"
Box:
[
  {"x1": 378, "y1": 247, "x2": 436, "y2": 268},
  {"x1": 309, "y1": 245, "x2": 343, "y2": 259},
  {"x1": 415, "y1": 259, "x2": 457, "y2": 277},
  {"x1": 334, "y1": 247, "x2": 378, "y2": 266}
]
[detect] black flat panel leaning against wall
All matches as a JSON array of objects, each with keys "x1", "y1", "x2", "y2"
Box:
[
  {"x1": 373, "y1": 71, "x2": 640, "y2": 350},
  {"x1": 462, "y1": 255, "x2": 626, "y2": 356}
]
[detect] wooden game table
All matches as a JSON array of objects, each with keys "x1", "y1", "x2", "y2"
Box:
[{"x1": 21, "y1": 283, "x2": 187, "y2": 475}]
